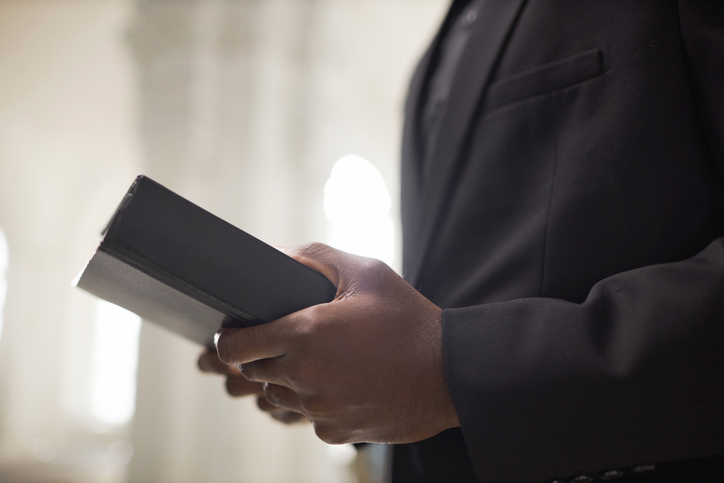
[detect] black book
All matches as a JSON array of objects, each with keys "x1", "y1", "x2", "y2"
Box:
[{"x1": 75, "y1": 175, "x2": 337, "y2": 346}]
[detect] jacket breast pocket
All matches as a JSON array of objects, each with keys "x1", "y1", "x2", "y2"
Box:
[{"x1": 484, "y1": 48, "x2": 603, "y2": 111}]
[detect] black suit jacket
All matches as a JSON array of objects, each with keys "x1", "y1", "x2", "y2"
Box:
[{"x1": 396, "y1": 1, "x2": 724, "y2": 482}]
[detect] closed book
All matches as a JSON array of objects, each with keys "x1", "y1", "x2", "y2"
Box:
[{"x1": 75, "y1": 175, "x2": 336, "y2": 346}]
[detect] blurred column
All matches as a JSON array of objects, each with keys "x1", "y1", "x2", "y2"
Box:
[
  {"x1": 126, "y1": 1, "x2": 346, "y2": 482},
  {"x1": 0, "y1": 1, "x2": 143, "y2": 482}
]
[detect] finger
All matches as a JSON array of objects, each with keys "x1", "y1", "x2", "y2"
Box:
[
  {"x1": 279, "y1": 243, "x2": 347, "y2": 289},
  {"x1": 239, "y1": 357, "x2": 289, "y2": 386},
  {"x1": 256, "y1": 395, "x2": 295, "y2": 416},
  {"x1": 256, "y1": 396, "x2": 307, "y2": 424},
  {"x1": 263, "y1": 382, "x2": 303, "y2": 414},
  {"x1": 198, "y1": 349, "x2": 241, "y2": 375},
  {"x1": 225, "y1": 376, "x2": 264, "y2": 397},
  {"x1": 215, "y1": 321, "x2": 288, "y2": 366},
  {"x1": 256, "y1": 395, "x2": 281, "y2": 412},
  {"x1": 281, "y1": 243, "x2": 390, "y2": 296},
  {"x1": 272, "y1": 411, "x2": 308, "y2": 424}
]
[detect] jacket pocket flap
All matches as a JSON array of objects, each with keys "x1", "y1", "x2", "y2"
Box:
[{"x1": 485, "y1": 48, "x2": 603, "y2": 111}]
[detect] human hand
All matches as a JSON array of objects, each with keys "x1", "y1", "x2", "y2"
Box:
[
  {"x1": 197, "y1": 348, "x2": 306, "y2": 424},
  {"x1": 215, "y1": 243, "x2": 459, "y2": 445}
]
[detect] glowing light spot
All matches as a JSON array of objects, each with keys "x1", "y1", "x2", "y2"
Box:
[
  {"x1": 31, "y1": 437, "x2": 57, "y2": 462},
  {"x1": 0, "y1": 229, "x2": 7, "y2": 346},
  {"x1": 109, "y1": 440, "x2": 134, "y2": 465},
  {"x1": 324, "y1": 155, "x2": 394, "y2": 265},
  {"x1": 89, "y1": 301, "x2": 141, "y2": 426}
]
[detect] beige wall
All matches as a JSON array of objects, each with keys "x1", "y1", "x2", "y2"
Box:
[{"x1": 0, "y1": 1, "x2": 447, "y2": 482}]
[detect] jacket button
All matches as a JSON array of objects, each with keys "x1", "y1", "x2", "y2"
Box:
[
  {"x1": 631, "y1": 464, "x2": 656, "y2": 473},
  {"x1": 460, "y1": 10, "x2": 478, "y2": 28},
  {"x1": 571, "y1": 476, "x2": 593, "y2": 483},
  {"x1": 601, "y1": 469, "x2": 625, "y2": 480}
]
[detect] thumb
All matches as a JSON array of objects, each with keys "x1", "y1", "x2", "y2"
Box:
[
  {"x1": 281, "y1": 243, "x2": 394, "y2": 297},
  {"x1": 279, "y1": 243, "x2": 351, "y2": 289}
]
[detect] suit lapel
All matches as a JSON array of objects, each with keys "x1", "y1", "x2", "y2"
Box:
[
  {"x1": 401, "y1": 0, "x2": 467, "y2": 280},
  {"x1": 401, "y1": 36, "x2": 439, "y2": 205},
  {"x1": 409, "y1": 0, "x2": 528, "y2": 287}
]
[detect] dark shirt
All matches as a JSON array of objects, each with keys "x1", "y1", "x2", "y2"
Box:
[{"x1": 421, "y1": 0, "x2": 484, "y2": 179}]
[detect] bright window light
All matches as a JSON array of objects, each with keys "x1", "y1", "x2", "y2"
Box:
[
  {"x1": 324, "y1": 155, "x2": 395, "y2": 265},
  {"x1": 0, "y1": 229, "x2": 8, "y2": 346},
  {"x1": 89, "y1": 301, "x2": 141, "y2": 426}
]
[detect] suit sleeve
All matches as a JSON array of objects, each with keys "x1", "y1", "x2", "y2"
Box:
[{"x1": 441, "y1": 3, "x2": 724, "y2": 482}]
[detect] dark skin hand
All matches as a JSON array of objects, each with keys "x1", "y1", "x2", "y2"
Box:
[
  {"x1": 197, "y1": 348, "x2": 307, "y2": 424},
  {"x1": 211, "y1": 243, "x2": 459, "y2": 445}
]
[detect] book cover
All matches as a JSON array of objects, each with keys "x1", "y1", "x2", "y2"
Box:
[{"x1": 75, "y1": 175, "x2": 337, "y2": 346}]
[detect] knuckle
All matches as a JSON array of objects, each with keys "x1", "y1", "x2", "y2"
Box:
[
  {"x1": 284, "y1": 310, "x2": 311, "y2": 340},
  {"x1": 300, "y1": 242, "x2": 331, "y2": 257},
  {"x1": 354, "y1": 258, "x2": 399, "y2": 293},
  {"x1": 364, "y1": 256, "x2": 388, "y2": 271},
  {"x1": 285, "y1": 312, "x2": 319, "y2": 356},
  {"x1": 360, "y1": 257, "x2": 391, "y2": 279},
  {"x1": 295, "y1": 242, "x2": 338, "y2": 264},
  {"x1": 295, "y1": 307, "x2": 319, "y2": 336}
]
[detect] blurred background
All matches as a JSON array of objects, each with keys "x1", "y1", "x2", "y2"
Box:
[{"x1": 0, "y1": 0, "x2": 447, "y2": 481}]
